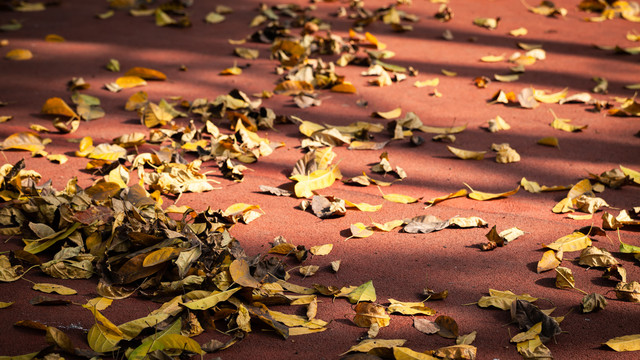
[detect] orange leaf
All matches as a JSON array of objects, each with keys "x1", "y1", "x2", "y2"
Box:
[
  {"x1": 42, "y1": 97, "x2": 78, "y2": 118},
  {"x1": 124, "y1": 67, "x2": 167, "y2": 80}
]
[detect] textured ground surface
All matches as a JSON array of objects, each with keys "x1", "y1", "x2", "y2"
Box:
[{"x1": 1, "y1": 0, "x2": 639, "y2": 359}]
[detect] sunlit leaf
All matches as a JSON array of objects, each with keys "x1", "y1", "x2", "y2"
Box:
[
  {"x1": 290, "y1": 165, "x2": 342, "y2": 198},
  {"x1": 340, "y1": 339, "x2": 406, "y2": 355},
  {"x1": 537, "y1": 250, "x2": 563, "y2": 273},
  {"x1": 393, "y1": 346, "x2": 439, "y2": 359},
  {"x1": 32, "y1": 283, "x2": 77, "y2": 295},
  {"x1": 348, "y1": 280, "x2": 376, "y2": 303},
  {"x1": 473, "y1": 17, "x2": 499, "y2": 29},
  {"x1": 447, "y1": 146, "x2": 485, "y2": 160},
  {"x1": 42, "y1": 97, "x2": 78, "y2": 118},
  {"x1": 425, "y1": 189, "x2": 467, "y2": 206},
  {"x1": 604, "y1": 334, "x2": 640, "y2": 352},
  {"x1": 549, "y1": 109, "x2": 587, "y2": 132},
  {"x1": 466, "y1": 184, "x2": 520, "y2": 201},
  {"x1": 383, "y1": 193, "x2": 421, "y2": 204},
  {"x1": 181, "y1": 288, "x2": 241, "y2": 310},
  {"x1": 1, "y1": 132, "x2": 46, "y2": 152},
  {"x1": 387, "y1": 298, "x2": 435, "y2": 316},
  {"x1": 350, "y1": 223, "x2": 373, "y2": 238},
  {"x1": 544, "y1": 232, "x2": 592, "y2": 252},
  {"x1": 115, "y1": 75, "x2": 147, "y2": 89},
  {"x1": 478, "y1": 289, "x2": 537, "y2": 310},
  {"x1": 510, "y1": 27, "x2": 528, "y2": 36},
  {"x1": 371, "y1": 107, "x2": 402, "y2": 119}
]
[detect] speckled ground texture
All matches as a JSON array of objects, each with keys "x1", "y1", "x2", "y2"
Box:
[{"x1": 1, "y1": 0, "x2": 639, "y2": 359}]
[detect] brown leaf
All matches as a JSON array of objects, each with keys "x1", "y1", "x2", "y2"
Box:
[
  {"x1": 581, "y1": 293, "x2": 607, "y2": 313},
  {"x1": 615, "y1": 281, "x2": 640, "y2": 302},
  {"x1": 414, "y1": 318, "x2": 440, "y2": 334},
  {"x1": 435, "y1": 315, "x2": 459, "y2": 339},
  {"x1": 511, "y1": 300, "x2": 561, "y2": 343},
  {"x1": 579, "y1": 246, "x2": 618, "y2": 268},
  {"x1": 353, "y1": 302, "x2": 390, "y2": 328}
]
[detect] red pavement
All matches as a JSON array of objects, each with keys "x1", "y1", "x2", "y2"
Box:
[{"x1": 1, "y1": 0, "x2": 639, "y2": 359}]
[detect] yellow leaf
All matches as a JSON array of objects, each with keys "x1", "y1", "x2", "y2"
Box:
[
  {"x1": 340, "y1": 339, "x2": 406, "y2": 355},
  {"x1": 477, "y1": 289, "x2": 538, "y2": 310},
  {"x1": 42, "y1": 97, "x2": 78, "y2": 118},
  {"x1": 620, "y1": 165, "x2": 640, "y2": 185},
  {"x1": 300, "y1": 265, "x2": 319, "y2": 276},
  {"x1": 511, "y1": 322, "x2": 542, "y2": 343},
  {"x1": 46, "y1": 154, "x2": 68, "y2": 164},
  {"x1": 425, "y1": 189, "x2": 467, "y2": 206},
  {"x1": 365, "y1": 31, "x2": 386, "y2": 50},
  {"x1": 143, "y1": 247, "x2": 181, "y2": 267},
  {"x1": 143, "y1": 334, "x2": 204, "y2": 355},
  {"x1": 5, "y1": 48, "x2": 32, "y2": 60},
  {"x1": 75, "y1": 136, "x2": 94, "y2": 157},
  {"x1": 344, "y1": 200, "x2": 382, "y2": 212},
  {"x1": 220, "y1": 64, "x2": 242, "y2": 75},
  {"x1": 88, "y1": 143, "x2": 127, "y2": 161},
  {"x1": 480, "y1": 54, "x2": 505, "y2": 62},
  {"x1": 510, "y1": 27, "x2": 528, "y2": 36},
  {"x1": 0, "y1": 301, "x2": 14, "y2": 308},
  {"x1": 45, "y1": 34, "x2": 65, "y2": 42},
  {"x1": 0, "y1": 116, "x2": 13, "y2": 123},
  {"x1": 372, "y1": 107, "x2": 402, "y2": 119},
  {"x1": 388, "y1": 299, "x2": 435, "y2": 315},
  {"x1": 29, "y1": 124, "x2": 50, "y2": 132},
  {"x1": 533, "y1": 88, "x2": 568, "y2": 103},
  {"x1": 330, "y1": 82, "x2": 357, "y2": 93},
  {"x1": 32, "y1": 283, "x2": 77, "y2": 295},
  {"x1": 487, "y1": 115, "x2": 510, "y2": 132},
  {"x1": 371, "y1": 219, "x2": 404, "y2": 232},
  {"x1": 1, "y1": 131, "x2": 45, "y2": 152},
  {"x1": 115, "y1": 76, "x2": 147, "y2": 89},
  {"x1": 85, "y1": 297, "x2": 113, "y2": 311},
  {"x1": 537, "y1": 250, "x2": 562, "y2": 273},
  {"x1": 125, "y1": 91, "x2": 148, "y2": 111},
  {"x1": 223, "y1": 203, "x2": 261, "y2": 217},
  {"x1": 544, "y1": 232, "x2": 592, "y2": 252},
  {"x1": 393, "y1": 347, "x2": 439, "y2": 360},
  {"x1": 441, "y1": 69, "x2": 457, "y2": 76},
  {"x1": 604, "y1": 334, "x2": 640, "y2": 352},
  {"x1": 350, "y1": 223, "x2": 373, "y2": 238},
  {"x1": 414, "y1": 78, "x2": 439, "y2": 87},
  {"x1": 125, "y1": 66, "x2": 167, "y2": 80},
  {"x1": 309, "y1": 244, "x2": 333, "y2": 256},
  {"x1": 87, "y1": 323, "x2": 122, "y2": 353},
  {"x1": 290, "y1": 165, "x2": 342, "y2": 198},
  {"x1": 420, "y1": 124, "x2": 467, "y2": 134},
  {"x1": 549, "y1": 109, "x2": 587, "y2": 132},
  {"x1": 229, "y1": 259, "x2": 260, "y2": 288},
  {"x1": 298, "y1": 120, "x2": 325, "y2": 137},
  {"x1": 383, "y1": 193, "x2": 420, "y2": 204},
  {"x1": 181, "y1": 287, "x2": 241, "y2": 310},
  {"x1": 537, "y1": 136, "x2": 559, "y2": 147},
  {"x1": 466, "y1": 184, "x2": 520, "y2": 201},
  {"x1": 275, "y1": 80, "x2": 314, "y2": 95},
  {"x1": 447, "y1": 146, "x2": 486, "y2": 160}
]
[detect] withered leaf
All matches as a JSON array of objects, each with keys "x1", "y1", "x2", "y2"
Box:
[
  {"x1": 581, "y1": 293, "x2": 607, "y2": 313},
  {"x1": 435, "y1": 315, "x2": 459, "y2": 339},
  {"x1": 353, "y1": 302, "x2": 390, "y2": 328},
  {"x1": 615, "y1": 282, "x2": 640, "y2": 302},
  {"x1": 511, "y1": 300, "x2": 561, "y2": 343},
  {"x1": 403, "y1": 215, "x2": 449, "y2": 234},
  {"x1": 414, "y1": 318, "x2": 440, "y2": 334},
  {"x1": 579, "y1": 246, "x2": 618, "y2": 268}
]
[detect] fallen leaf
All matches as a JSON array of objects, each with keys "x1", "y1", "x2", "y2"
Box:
[
  {"x1": 115, "y1": 75, "x2": 147, "y2": 89},
  {"x1": 435, "y1": 315, "x2": 459, "y2": 339},
  {"x1": 414, "y1": 318, "x2": 440, "y2": 334},
  {"x1": 32, "y1": 283, "x2": 77, "y2": 295},
  {"x1": 478, "y1": 289, "x2": 538, "y2": 310},
  {"x1": 510, "y1": 27, "x2": 528, "y2": 36},
  {"x1": 447, "y1": 146, "x2": 486, "y2": 160},
  {"x1": 340, "y1": 339, "x2": 406, "y2": 355},
  {"x1": 581, "y1": 293, "x2": 607, "y2": 313},
  {"x1": 544, "y1": 232, "x2": 592, "y2": 252},
  {"x1": 353, "y1": 302, "x2": 390, "y2": 328},
  {"x1": 534, "y1": 88, "x2": 568, "y2": 103},
  {"x1": 383, "y1": 193, "x2": 421, "y2": 204},
  {"x1": 537, "y1": 137, "x2": 559, "y2": 147},
  {"x1": 348, "y1": 280, "x2": 376, "y2": 303},
  {"x1": 549, "y1": 109, "x2": 587, "y2": 132},
  {"x1": 371, "y1": 107, "x2": 402, "y2": 119},
  {"x1": 615, "y1": 282, "x2": 640, "y2": 302},
  {"x1": 425, "y1": 189, "x2": 467, "y2": 206},
  {"x1": 511, "y1": 300, "x2": 562, "y2": 343},
  {"x1": 555, "y1": 266, "x2": 587, "y2": 294},
  {"x1": 537, "y1": 250, "x2": 563, "y2": 273},
  {"x1": 5, "y1": 48, "x2": 32, "y2": 60},
  {"x1": 403, "y1": 215, "x2": 449, "y2": 234},
  {"x1": 350, "y1": 223, "x2": 374, "y2": 238},
  {"x1": 487, "y1": 115, "x2": 510, "y2": 132},
  {"x1": 434, "y1": 344, "x2": 477, "y2": 359},
  {"x1": 457, "y1": 331, "x2": 477, "y2": 345},
  {"x1": 309, "y1": 244, "x2": 333, "y2": 256},
  {"x1": 41, "y1": 97, "x2": 78, "y2": 118},
  {"x1": 1, "y1": 131, "x2": 46, "y2": 152},
  {"x1": 393, "y1": 346, "x2": 439, "y2": 359},
  {"x1": 466, "y1": 184, "x2": 520, "y2": 201},
  {"x1": 604, "y1": 334, "x2": 640, "y2": 351},
  {"x1": 387, "y1": 299, "x2": 435, "y2": 316}
]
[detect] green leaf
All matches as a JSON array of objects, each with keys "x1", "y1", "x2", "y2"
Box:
[{"x1": 348, "y1": 280, "x2": 376, "y2": 303}]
